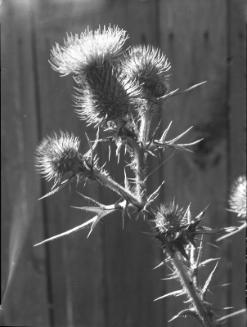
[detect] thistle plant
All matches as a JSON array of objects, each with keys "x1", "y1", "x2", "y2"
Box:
[{"x1": 34, "y1": 25, "x2": 246, "y2": 326}]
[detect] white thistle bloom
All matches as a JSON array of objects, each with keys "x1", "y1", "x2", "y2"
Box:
[
  {"x1": 49, "y1": 25, "x2": 128, "y2": 77},
  {"x1": 122, "y1": 45, "x2": 171, "y2": 98},
  {"x1": 36, "y1": 132, "x2": 82, "y2": 185},
  {"x1": 229, "y1": 176, "x2": 246, "y2": 218},
  {"x1": 73, "y1": 61, "x2": 142, "y2": 126}
]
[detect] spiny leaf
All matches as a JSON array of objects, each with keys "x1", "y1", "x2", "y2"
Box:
[
  {"x1": 216, "y1": 308, "x2": 246, "y2": 322},
  {"x1": 154, "y1": 289, "x2": 184, "y2": 302},
  {"x1": 124, "y1": 169, "x2": 130, "y2": 191},
  {"x1": 159, "y1": 121, "x2": 173, "y2": 143},
  {"x1": 159, "y1": 81, "x2": 207, "y2": 101},
  {"x1": 216, "y1": 222, "x2": 246, "y2": 241},
  {"x1": 198, "y1": 257, "x2": 220, "y2": 268},
  {"x1": 182, "y1": 81, "x2": 207, "y2": 93},
  {"x1": 77, "y1": 192, "x2": 103, "y2": 207},
  {"x1": 146, "y1": 180, "x2": 165, "y2": 205},
  {"x1": 161, "y1": 275, "x2": 177, "y2": 281},
  {"x1": 39, "y1": 178, "x2": 71, "y2": 200},
  {"x1": 71, "y1": 206, "x2": 106, "y2": 214},
  {"x1": 33, "y1": 216, "x2": 98, "y2": 247},
  {"x1": 168, "y1": 309, "x2": 197, "y2": 322},
  {"x1": 202, "y1": 261, "x2": 219, "y2": 296},
  {"x1": 87, "y1": 209, "x2": 115, "y2": 237},
  {"x1": 153, "y1": 261, "x2": 164, "y2": 270},
  {"x1": 166, "y1": 126, "x2": 194, "y2": 144}
]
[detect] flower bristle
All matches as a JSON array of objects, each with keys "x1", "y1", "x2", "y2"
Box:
[
  {"x1": 73, "y1": 61, "x2": 142, "y2": 127},
  {"x1": 229, "y1": 175, "x2": 246, "y2": 218},
  {"x1": 49, "y1": 25, "x2": 128, "y2": 78},
  {"x1": 121, "y1": 45, "x2": 171, "y2": 99},
  {"x1": 35, "y1": 132, "x2": 82, "y2": 185}
]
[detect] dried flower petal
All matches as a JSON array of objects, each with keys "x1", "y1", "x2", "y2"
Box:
[
  {"x1": 121, "y1": 45, "x2": 171, "y2": 99},
  {"x1": 229, "y1": 176, "x2": 246, "y2": 218},
  {"x1": 35, "y1": 132, "x2": 83, "y2": 185},
  {"x1": 49, "y1": 25, "x2": 128, "y2": 77}
]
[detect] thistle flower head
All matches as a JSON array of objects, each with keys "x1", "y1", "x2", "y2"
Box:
[
  {"x1": 229, "y1": 175, "x2": 246, "y2": 218},
  {"x1": 74, "y1": 61, "x2": 142, "y2": 127},
  {"x1": 49, "y1": 25, "x2": 128, "y2": 77},
  {"x1": 35, "y1": 132, "x2": 83, "y2": 186},
  {"x1": 154, "y1": 202, "x2": 202, "y2": 259},
  {"x1": 121, "y1": 45, "x2": 171, "y2": 99}
]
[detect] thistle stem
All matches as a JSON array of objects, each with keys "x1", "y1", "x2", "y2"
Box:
[
  {"x1": 167, "y1": 249, "x2": 215, "y2": 327},
  {"x1": 134, "y1": 109, "x2": 152, "y2": 201},
  {"x1": 93, "y1": 169, "x2": 143, "y2": 209}
]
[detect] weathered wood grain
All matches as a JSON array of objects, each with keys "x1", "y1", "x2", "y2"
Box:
[
  {"x1": 1, "y1": 1, "x2": 49, "y2": 326},
  {"x1": 227, "y1": 0, "x2": 246, "y2": 326}
]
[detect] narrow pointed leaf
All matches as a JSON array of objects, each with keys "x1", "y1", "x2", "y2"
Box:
[
  {"x1": 33, "y1": 216, "x2": 98, "y2": 247},
  {"x1": 160, "y1": 121, "x2": 173, "y2": 142},
  {"x1": 71, "y1": 206, "x2": 105, "y2": 214},
  {"x1": 198, "y1": 257, "x2": 220, "y2": 268},
  {"x1": 202, "y1": 261, "x2": 219, "y2": 296},
  {"x1": 87, "y1": 209, "x2": 116, "y2": 238},
  {"x1": 39, "y1": 179, "x2": 71, "y2": 200},
  {"x1": 77, "y1": 192, "x2": 103, "y2": 207},
  {"x1": 167, "y1": 126, "x2": 194, "y2": 144},
  {"x1": 216, "y1": 308, "x2": 246, "y2": 322},
  {"x1": 124, "y1": 169, "x2": 130, "y2": 191},
  {"x1": 153, "y1": 261, "x2": 164, "y2": 270},
  {"x1": 147, "y1": 180, "x2": 165, "y2": 204},
  {"x1": 154, "y1": 289, "x2": 184, "y2": 302},
  {"x1": 182, "y1": 81, "x2": 207, "y2": 93},
  {"x1": 168, "y1": 309, "x2": 197, "y2": 322}
]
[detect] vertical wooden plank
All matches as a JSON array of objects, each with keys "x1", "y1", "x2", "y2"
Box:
[
  {"x1": 159, "y1": 1, "x2": 229, "y2": 326},
  {"x1": 1, "y1": 0, "x2": 49, "y2": 326},
  {"x1": 228, "y1": 0, "x2": 246, "y2": 326}
]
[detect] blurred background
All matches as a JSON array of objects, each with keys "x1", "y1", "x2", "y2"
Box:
[{"x1": 1, "y1": 0, "x2": 246, "y2": 326}]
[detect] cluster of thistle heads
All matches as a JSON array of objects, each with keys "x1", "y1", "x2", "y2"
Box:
[
  {"x1": 35, "y1": 24, "x2": 246, "y2": 246},
  {"x1": 36, "y1": 25, "x2": 171, "y2": 186},
  {"x1": 35, "y1": 25, "x2": 246, "y2": 324}
]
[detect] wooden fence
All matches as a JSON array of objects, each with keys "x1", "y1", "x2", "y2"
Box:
[{"x1": 1, "y1": 0, "x2": 246, "y2": 326}]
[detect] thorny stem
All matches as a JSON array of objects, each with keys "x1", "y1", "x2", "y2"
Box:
[
  {"x1": 135, "y1": 108, "x2": 152, "y2": 201},
  {"x1": 93, "y1": 168, "x2": 143, "y2": 209},
  {"x1": 167, "y1": 249, "x2": 215, "y2": 327}
]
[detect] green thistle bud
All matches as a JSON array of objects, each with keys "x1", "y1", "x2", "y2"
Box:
[
  {"x1": 229, "y1": 176, "x2": 246, "y2": 218},
  {"x1": 35, "y1": 132, "x2": 85, "y2": 186},
  {"x1": 49, "y1": 25, "x2": 128, "y2": 77},
  {"x1": 154, "y1": 202, "x2": 201, "y2": 259},
  {"x1": 121, "y1": 45, "x2": 171, "y2": 99}
]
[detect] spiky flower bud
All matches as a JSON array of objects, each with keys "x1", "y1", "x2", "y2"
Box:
[
  {"x1": 153, "y1": 202, "x2": 201, "y2": 259},
  {"x1": 73, "y1": 61, "x2": 141, "y2": 126},
  {"x1": 121, "y1": 45, "x2": 171, "y2": 99},
  {"x1": 229, "y1": 176, "x2": 246, "y2": 218},
  {"x1": 49, "y1": 25, "x2": 128, "y2": 77},
  {"x1": 35, "y1": 132, "x2": 86, "y2": 186}
]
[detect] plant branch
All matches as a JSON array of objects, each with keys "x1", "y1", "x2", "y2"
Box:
[
  {"x1": 93, "y1": 168, "x2": 143, "y2": 209},
  {"x1": 167, "y1": 249, "x2": 215, "y2": 327}
]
